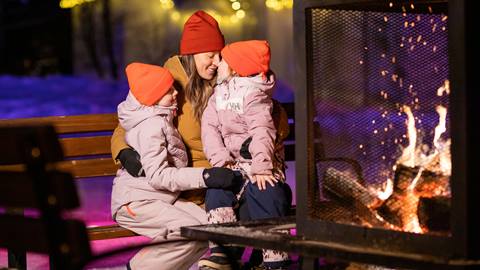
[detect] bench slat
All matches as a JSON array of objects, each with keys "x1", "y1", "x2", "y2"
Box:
[
  {"x1": 60, "y1": 136, "x2": 111, "y2": 157},
  {"x1": 87, "y1": 224, "x2": 138, "y2": 241},
  {"x1": 0, "y1": 114, "x2": 118, "y2": 134},
  {"x1": 0, "y1": 171, "x2": 79, "y2": 209},
  {"x1": 56, "y1": 158, "x2": 118, "y2": 178},
  {"x1": 0, "y1": 215, "x2": 90, "y2": 256}
]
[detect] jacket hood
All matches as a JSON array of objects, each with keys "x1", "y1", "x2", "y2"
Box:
[
  {"x1": 118, "y1": 92, "x2": 177, "y2": 130},
  {"x1": 228, "y1": 73, "x2": 275, "y2": 95},
  {"x1": 164, "y1": 56, "x2": 189, "y2": 90}
]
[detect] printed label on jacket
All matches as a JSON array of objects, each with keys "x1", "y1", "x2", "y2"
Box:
[{"x1": 216, "y1": 96, "x2": 244, "y2": 114}]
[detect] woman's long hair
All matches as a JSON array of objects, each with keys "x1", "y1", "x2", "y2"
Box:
[{"x1": 179, "y1": 55, "x2": 214, "y2": 122}]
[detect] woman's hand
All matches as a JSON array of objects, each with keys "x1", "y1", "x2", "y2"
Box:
[
  {"x1": 117, "y1": 148, "x2": 145, "y2": 177},
  {"x1": 252, "y1": 173, "x2": 278, "y2": 190},
  {"x1": 224, "y1": 162, "x2": 235, "y2": 169}
]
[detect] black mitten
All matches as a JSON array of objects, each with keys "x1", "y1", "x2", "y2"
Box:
[
  {"x1": 117, "y1": 148, "x2": 145, "y2": 177},
  {"x1": 240, "y1": 137, "x2": 252, "y2": 160},
  {"x1": 203, "y1": 167, "x2": 239, "y2": 189}
]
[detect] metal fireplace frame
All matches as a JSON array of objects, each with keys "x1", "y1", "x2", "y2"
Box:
[{"x1": 294, "y1": 0, "x2": 479, "y2": 264}]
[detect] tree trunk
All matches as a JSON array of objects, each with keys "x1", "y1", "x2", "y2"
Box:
[
  {"x1": 80, "y1": 3, "x2": 104, "y2": 78},
  {"x1": 102, "y1": 0, "x2": 118, "y2": 79}
]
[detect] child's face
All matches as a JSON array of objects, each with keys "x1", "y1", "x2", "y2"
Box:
[
  {"x1": 157, "y1": 87, "x2": 178, "y2": 107},
  {"x1": 216, "y1": 59, "x2": 234, "y2": 84}
]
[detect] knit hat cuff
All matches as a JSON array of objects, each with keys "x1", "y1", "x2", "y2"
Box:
[{"x1": 180, "y1": 35, "x2": 225, "y2": 55}]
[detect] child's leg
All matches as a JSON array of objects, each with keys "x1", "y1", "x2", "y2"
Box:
[
  {"x1": 199, "y1": 188, "x2": 243, "y2": 270},
  {"x1": 244, "y1": 181, "x2": 290, "y2": 219},
  {"x1": 245, "y1": 182, "x2": 291, "y2": 269},
  {"x1": 115, "y1": 199, "x2": 208, "y2": 270}
]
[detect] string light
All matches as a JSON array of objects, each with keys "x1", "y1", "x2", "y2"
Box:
[
  {"x1": 265, "y1": 0, "x2": 293, "y2": 11},
  {"x1": 170, "y1": 10, "x2": 181, "y2": 21},
  {"x1": 232, "y1": 1, "x2": 241, "y2": 10},
  {"x1": 236, "y1": 9, "x2": 246, "y2": 19},
  {"x1": 159, "y1": 0, "x2": 175, "y2": 10},
  {"x1": 65, "y1": 0, "x2": 252, "y2": 27},
  {"x1": 59, "y1": 0, "x2": 95, "y2": 9}
]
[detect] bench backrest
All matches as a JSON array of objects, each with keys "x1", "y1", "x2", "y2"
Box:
[
  {"x1": 0, "y1": 114, "x2": 119, "y2": 179},
  {"x1": 0, "y1": 102, "x2": 297, "y2": 181}
]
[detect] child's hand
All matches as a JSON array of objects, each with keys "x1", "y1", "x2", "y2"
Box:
[
  {"x1": 224, "y1": 162, "x2": 234, "y2": 169},
  {"x1": 253, "y1": 173, "x2": 278, "y2": 190}
]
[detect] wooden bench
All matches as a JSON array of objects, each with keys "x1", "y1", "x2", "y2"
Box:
[
  {"x1": 0, "y1": 102, "x2": 297, "y2": 243},
  {"x1": 0, "y1": 125, "x2": 92, "y2": 269}
]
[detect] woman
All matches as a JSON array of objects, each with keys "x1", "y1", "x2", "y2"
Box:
[{"x1": 111, "y1": 10, "x2": 226, "y2": 270}]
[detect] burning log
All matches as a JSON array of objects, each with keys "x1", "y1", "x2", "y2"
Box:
[
  {"x1": 377, "y1": 164, "x2": 422, "y2": 232},
  {"x1": 418, "y1": 196, "x2": 450, "y2": 233},
  {"x1": 323, "y1": 167, "x2": 382, "y2": 209},
  {"x1": 377, "y1": 191, "x2": 421, "y2": 232},
  {"x1": 322, "y1": 167, "x2": 390, "y2": 228},
  {"x1": 414, "y1": 168, "x2": 450, "y2": 197}
]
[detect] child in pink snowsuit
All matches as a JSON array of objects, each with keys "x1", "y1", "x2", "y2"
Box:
[
  {"x1": 199, "y1": 40, "x2": 290, "y2": 270},
  {"x1": 112, "y1": 63, "x2": 239, "y2": 270}
]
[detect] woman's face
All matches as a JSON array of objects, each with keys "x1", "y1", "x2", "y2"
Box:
[{"x1": 193, "y1": 51, "x2": 221, "y2": 80}]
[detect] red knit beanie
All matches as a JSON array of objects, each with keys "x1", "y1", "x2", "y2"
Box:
[
  {"x1": 180, "y1": 10, "x2": 225, "y2": 55},
  {"x1": 125, "y1": 63, "x2": 174, "y2": 106},
  {"x1": 221, "y1": 40, "x2": 271, "y2": 77}
]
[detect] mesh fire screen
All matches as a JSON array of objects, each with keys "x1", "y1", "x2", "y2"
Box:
[{"x1": 310, "y1": 6, "x2": 450, "y2": 236}]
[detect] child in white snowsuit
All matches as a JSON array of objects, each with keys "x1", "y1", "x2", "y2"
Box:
[{"x1": 112, "y1": 62, "x2": 239, "y2": 270}]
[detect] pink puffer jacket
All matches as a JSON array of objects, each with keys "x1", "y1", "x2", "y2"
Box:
[
  {"x1": 201, "y1": 74, "x2": 277, "y2": 175},
  {"x1": 111, "y1": 92, "x2": 206, "y2": 218}
]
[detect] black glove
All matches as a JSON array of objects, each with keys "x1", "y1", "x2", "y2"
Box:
[
  {"x1": 203, "y1": 167, "x2": 240, "y2": 189},
  {"x1": 117, "y1": 148, "x2": 145, "y2": 177},
  {"x1": 240, "y1": 137, "x2": 252, "y2": 160}
]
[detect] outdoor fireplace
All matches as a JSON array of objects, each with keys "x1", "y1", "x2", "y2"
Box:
[{"x1": 294, "y1": 0, "x2": 479, "y2": 268}]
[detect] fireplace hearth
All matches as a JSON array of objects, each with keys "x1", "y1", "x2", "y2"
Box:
[{"x1": 294, "y1": 0, "x2": 479, "y2": 268}]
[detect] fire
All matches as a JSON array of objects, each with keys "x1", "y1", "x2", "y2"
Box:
[
  {"x1": 402, "y1": 192, "x2": 423, "y2": 233},
  {"x1": 398, "y1": 105, "x2": 417, "y2": 167},
  {"x1": 372, "y1": 80, "x2": 451, "y2": 234},
  {"x1": 437, "y1": 79, "x2": 450, "y2": 96},
  {"x1": 433, "y1": 105, "x2": 447, "y2": 150},
  {"x1": 375, "y1": 177, "x2": 393, "y2": 200}
]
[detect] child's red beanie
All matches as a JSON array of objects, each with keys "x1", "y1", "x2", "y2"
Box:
[
  {"x1": 125, "y1": 63, "x2": 174, "y2": 106},
  {"x1": 221, "y1": 40, "x2": 271, "y2": 77}
]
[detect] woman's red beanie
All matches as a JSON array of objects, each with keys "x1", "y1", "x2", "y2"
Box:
[
  {"x1": 221, "y1": 40, "x2": 271, "y2": 77},
  {"x1": 180, "y1": 10, "x2": 225, "y2": 55},
  {"x1": 125, "y1": 63, "x2": 174, "y2": 106}
]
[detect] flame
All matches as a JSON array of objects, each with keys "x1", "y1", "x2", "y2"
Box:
[
  {"x1": 408, "y1": 167, "x2": 424, "y2": 191},
  {"x1": 403, "y1": 168, "x2": 422, "y2": 232},
  {"x1": 404, "y1": 171, "x2": 424, "y2": 233},
  {"x1": 437, "y1": 80, "x2": 450, "y2": 96},
  {"x1": 398, "y1": 105, "x2": 417, "y2": 167},
  {"x1": 433, "y1": 105, "x2": 447, "y2": 150},
  {"x1": 376, "y1": 177, "x2": 394, "y2": 200}
]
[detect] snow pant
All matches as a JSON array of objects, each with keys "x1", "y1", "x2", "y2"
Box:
[
  {"x1": 115, "y1": 199, "x2": 208, "y2": 270},
  {"x1": 205, "y1": 182, "x2": 291, "y2": 266}
]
